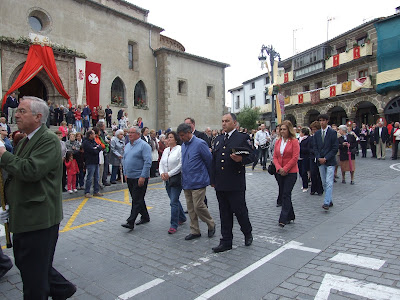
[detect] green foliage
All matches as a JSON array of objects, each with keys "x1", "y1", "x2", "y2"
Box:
[{"x1": 237, "y1": 106, "x2": 260, "y2": 130}]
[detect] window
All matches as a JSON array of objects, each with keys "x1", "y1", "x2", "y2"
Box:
[
  {"x1": 235, "y1": 96, "x2": 240, "y2": 109},
  {"x1": 250, "y1": 96, "x2": 255, "y2": 107},
  {"x1": 111, "y1": 77, "x2": 125, "y2": 106},
  {"x1": 134, "y1": 80, "x2": 147, "y2": 108},
  {"x1": 315, "y1": 81, "x2": 323, "y2": 89},
  {"x1": 284, "y1": 89, "x2": 291, "y2": 97},
  {"x1": 303, "y1": 85, "x2": 310, "y2": 92},
  {"x1": 264, "y1": 92, "x2": 270, "y2": 104},
  {"x1": 207, "y1": 85, "x2": 215, "y2": 99},
  {"x1": 358, "y1": 69, "x2": 368, "y2": 78},
  {"x1": 28, "y1": 9, "x2": 51, "y2": 33},
  {"x1": 357, "y1": 36, "x2": 367, "y2": 46},
  {"x1": 265, "y1": 77, "x2": 270, "y2": 84},
  {"x1": 251, "y1": 82, "x2": 255, "y2": 89},
  {"x1": 337, "y1": 72, "x2": 348, "y2": 84},
  {"x1": 336, "y1": 45, "x2": 346, "y2": 54},
  {"x1": 178, "y1": 79, "x2": 187, "y2": 95},
  {"x1": 128, "y1": 42, "x2": 138, "y2": 70},
  {"x1": 29, "y1": 16, "x2": 42, "y2": 31}
]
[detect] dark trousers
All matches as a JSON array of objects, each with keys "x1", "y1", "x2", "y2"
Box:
[
  {"x1": 297, "y1": 159, "x2": 309, "y2": 189},
  {"x1": 253, "y1": 147, "x2": 268, "y2": 168},
  {"x1": 62, "y1": 162, "x2": 67, "y2": 191},
  {"x1": 276, "y1": 173, "x2": 297, "y2": 224},
  {"x1": 150, "y1": 161, "x2": 158, "y2": 178},
  {"x1": 76, "y1": 166, "x2": 85, "y2": 188},
  {"x1": 360, "y1": 141, "x2": 368, "y2": 157},
  {"x1": 13, "y1": 224, "x2": 75, "y2": 300},
  {"x1": 126, "y1": 178, "x2": 150, "y2": 225},
  {"x1": 102, "y1": 153, "x2": 109, "y2": 184},
  {"x1": 309, "y1": 159, "x2": 323, "y2": 194},
  {"x1": 216, "y1": 190, "x2": 252, "y2": 246},
  {"x1": 370, "y1": 142, "x2": 376, "y2": 157},
  {"x1": 393, "y1": 140, "x2": 399, "y2": 159},
  {"x1": 106, "y1": 117, "x2": 112, "y2": 128},
  {"x1": 0, "y1": 245, "x2": 12, "y2": 279}
]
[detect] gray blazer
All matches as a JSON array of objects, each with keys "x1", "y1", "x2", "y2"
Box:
[{"x1": 109, "y1": 136, "x2": 125, "y2": 166}]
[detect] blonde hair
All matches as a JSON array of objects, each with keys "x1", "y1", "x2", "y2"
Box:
[{"x1": 281, "y1": 120, "x2": 296, "y2": 139}]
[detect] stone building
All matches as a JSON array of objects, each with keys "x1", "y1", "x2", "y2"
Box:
[{"x1": 0, "y1": 0, "x2": 229, "y2": 130}]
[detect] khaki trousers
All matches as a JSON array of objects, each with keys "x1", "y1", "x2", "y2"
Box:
[
  {"x1": 184, "y1": 188, "x2": 215, "y2": 235},
  {"x1": 376, "y1": 138, "x2": 386, "y2": 159}
]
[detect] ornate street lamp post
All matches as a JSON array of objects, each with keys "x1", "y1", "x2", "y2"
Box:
[{"x1": 258, "y1": 45, "x2": 280, "y2": 130}]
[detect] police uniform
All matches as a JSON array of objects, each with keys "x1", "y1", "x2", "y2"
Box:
[{"x1": 211, "y1": 130, "x2": 254, "y2": 247}]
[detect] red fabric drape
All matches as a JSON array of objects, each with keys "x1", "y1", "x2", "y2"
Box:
[{"x1": 2, "y1": 45, "x2": 71, "y2": 109}]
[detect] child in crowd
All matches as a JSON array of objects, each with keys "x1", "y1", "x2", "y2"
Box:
[
  {"x1": 65, "y1": 151, "x2": 79, "y2": 193},
  {"x1": 74, "y1": 146, "x2": 86, "y2": 190}
]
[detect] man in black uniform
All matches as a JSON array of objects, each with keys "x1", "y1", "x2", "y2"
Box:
[{"x1": 210, "y1": 113, "x2": 254, "y2": 253}]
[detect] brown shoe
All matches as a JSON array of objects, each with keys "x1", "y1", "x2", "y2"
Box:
[
  {"x1": 93, "y1": 192, "x2": 103, "y2": 197},
  {"x1": 85, "y1": 193, "x2": 92, "y2": 198}
]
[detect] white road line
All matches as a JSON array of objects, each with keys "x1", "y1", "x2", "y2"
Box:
[
  {"x1": 390, "y1": 163, "x2": 400, "y2": 172},
  {"x1": 329, "y1": 253, "x2": 385, "y2": 270},
  {"x1": 315, "y1": 273, "x2": 400, "y2": 300},
  {"x1": 194, "y1": 241, "x2": 320, "y2": 300},
  {"x1": 116, "y1": 278, "x2": 164, "y2": 300}
]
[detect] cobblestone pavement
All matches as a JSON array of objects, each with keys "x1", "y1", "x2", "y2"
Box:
[{"x1": 1, "y1": 149, "x2": 400, "y2": 299}]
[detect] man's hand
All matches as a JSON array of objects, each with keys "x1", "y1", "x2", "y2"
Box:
[
  {"x1": 138, "y1": 177, "x2": 145, "y2": 187},
  {"x1": 0, "y1": 205, "x2": 9, "y2": 224},
  {"x1": 318, "y1": 158, "x2": 327, "y2": 165},
  {"x1": 230, "y1": 153, "x2": 242, "y2": 162}
]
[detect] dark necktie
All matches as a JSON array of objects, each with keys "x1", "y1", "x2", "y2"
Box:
[{"x1": 224, "y1": 133, "x2": 229, "y2": 141}]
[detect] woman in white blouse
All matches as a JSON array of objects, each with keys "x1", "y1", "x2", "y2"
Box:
[{"x1": 159, "y1": 131, "x2": 187, "y2": 234}]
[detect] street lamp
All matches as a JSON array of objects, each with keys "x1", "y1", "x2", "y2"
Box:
[{"x1": 258, "y1": 44, "x2": 281, "y2": 130}]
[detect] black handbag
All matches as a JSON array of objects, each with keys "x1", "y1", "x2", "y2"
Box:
[
  {"x1": 267, "y1": 162, "x2": 276, "y2": 175},
  {"x1": 168, "y1": 172, "x2": 182, "y2": 187}
]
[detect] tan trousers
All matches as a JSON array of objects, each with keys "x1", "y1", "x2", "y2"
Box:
[
  {"x1": 376, "y1": 138, "x2": 386, "y2": 159},
  {"x1": 184, "y1": 188, "x2": 215, "y2": 235}
]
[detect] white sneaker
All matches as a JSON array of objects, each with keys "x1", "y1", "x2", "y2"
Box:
[
  {"x1": 68, "y1": 190, "x2": 73, "y2": 194},
  {"x1": 302, "y1": 188, "x2": 308, "y2": 192},
  {"x1": 73, "y1": 189, "x2": 78, "y2": 192}
]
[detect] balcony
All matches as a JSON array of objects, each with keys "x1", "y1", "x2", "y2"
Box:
[
  {"x1": 325, "y1": 42, "x2": 372, "y2": 69},
  {"x1": 276, "y1": 70, "x2": 293, "y2": 85},
  {"x1": 259, "y1": 103, "x2": 272, "y2": 113}
]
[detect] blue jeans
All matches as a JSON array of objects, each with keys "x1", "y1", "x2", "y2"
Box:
[
  {"x1": 318, "y1": 165, "x2": 335, "y2": 205},
  {"x1": 75, "y1": 120, "x2": 82, "y2": 132},
  {"x1": 165, "y1": 181, "x2": 186, "y2": 229},
  {"x1": 110, "y1": 165, "x2": 120, "y2": 182},
  {"x1": 85, "y1": 164, "x2": 99, "y2": 194}
]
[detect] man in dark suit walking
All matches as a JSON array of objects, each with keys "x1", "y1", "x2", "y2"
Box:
[
  {"x1": 374, "y1": 121, "x2": 389, "y2": 160},
  {"x1": 312, "y1": 114, "x2": 339, "y2": 210},
  {"x1": 210, "y1": 113, "x2": 254, "y2": 252}
]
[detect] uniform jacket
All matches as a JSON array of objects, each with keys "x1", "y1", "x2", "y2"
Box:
[
  {"x1": 312, "y1": 127, "x2": 339, "y2": 166},
  {"x1": 181, "y1": 135, "x2": 212, "y2": 190},
  {"x1": 0, "y1": 125, "x2": 63, "y2": 234},
  {"x1": 210, "y1": 130, "x2": 254, "y2": 191},
  {"x1": 273, "y1": 138, "x2": 300, "y2": 174}
]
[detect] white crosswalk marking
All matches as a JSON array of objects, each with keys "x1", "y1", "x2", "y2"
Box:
[{"x1": 330, "y1": 253, "x2": 385, "y2": 270}]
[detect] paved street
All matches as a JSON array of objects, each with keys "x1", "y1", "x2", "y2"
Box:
[{"x1": 1, "y1": 149, "x2": 400, "y2": 299}]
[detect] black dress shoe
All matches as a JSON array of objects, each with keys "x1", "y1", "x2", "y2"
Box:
[
  {"x1": 279, "y1": 223, "x2": 285, "y2": 228},
  {"x1": 121, "y1": 223, "x2": 134, "y2": 230},
  {"x1": 212, "y1": 244, "x2": 232, "y2": 253},
  {"x1": 185, "y1": 233, "x2": 201, "y2": 240},
  {"x1": 110, "y1": 181, "x2": 117, "y2": 184},
  {"x1": 318, "y1": 193, "x2": 323, "y2": 196},
  {"x1": 208, "y1": 225, "x2": 216, "y2": 238},
  {"x1": 135, "y1": 219, "x2": 150, "y2": 225},
  {"x1": 245, "y1": 234, "x2": 253, "y2": 246},
  {"x1": 52, "y1": 284, "x2": 77, "y2": 300},
  {"x1": 322, "y1": 204, "x2": 329, "y2": 210},
  {"x1": 329, "y1": 202, "x2": 333, "y2": 207},
  {"x1": 104, "y1": 182, "x2": 111, "y2": 186},
  {"x1": 276, "y1": 203, "x2": 282, "y2": 207}
]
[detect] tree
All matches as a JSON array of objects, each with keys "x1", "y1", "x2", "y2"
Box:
[{"x1": 237, "y1": 106, "x2": 260, "y2": 130}]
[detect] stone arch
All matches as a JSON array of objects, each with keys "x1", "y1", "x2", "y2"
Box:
[
  {"x1": 353, "y1": 101, "x2": 379, "y2": 126},
  {"x1": 384, "y1": 96, "x2": 400, "y2": 123},
  {"x1": 327, "y1": 105, "x2": 347, "y2": 125},
  {"x1": 110, "y1": 76, "x2": 126, "y2": 106},
  {"x1": 285, "y1": 114, "x2": 297, "y2": 127},
  {"x1": 134, "y1": 80, "x2": 147, "y2": 108},
  {"x1": 305, "y1": 109, "x2": 320, "y2": 126}
]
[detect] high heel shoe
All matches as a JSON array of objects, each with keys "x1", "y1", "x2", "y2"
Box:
[{"x1": 279, "y1": 223, "x2": 285, "y2": 228}]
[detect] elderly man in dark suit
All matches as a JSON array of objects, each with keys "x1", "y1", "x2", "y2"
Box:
[
  {"x1": 210, "y1": 113, "x2": 254, "y2": 252},
  {"x1": 374, "y1": 121, "x2": 389, "y2": 160},
  {"x1": 312, "y1": 114, "x2": 339, "y2": 210},
  {"x1": 0, "y1": 96, "x2": 76, "y2": 299}
]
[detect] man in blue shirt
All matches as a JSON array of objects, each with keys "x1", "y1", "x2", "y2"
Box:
[
  {"x1": 121, "y1": 126, "x2": 152, "y2": 230},
  {"x1": 177, "y1": 123, "x2": 216, "y2": 240}
]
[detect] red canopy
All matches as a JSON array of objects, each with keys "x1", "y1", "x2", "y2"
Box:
[{"x1": 2, "y1": 44, "x2": 72, "y2": 109}]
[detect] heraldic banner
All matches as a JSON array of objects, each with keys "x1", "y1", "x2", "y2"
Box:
[
  {"x1": 75, "y1": 58, "x2": 86, "y2": 106},
  {"x1": 2, "y1": 44, "x2": 71, "y2": 109},
  {"x1": 85, "y1": 61, "x2": 101, "y2": 108}
]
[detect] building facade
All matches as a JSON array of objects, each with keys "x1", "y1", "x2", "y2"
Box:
[{"x1": 0, "y1": 0, "x2": 228, "y2": 130}]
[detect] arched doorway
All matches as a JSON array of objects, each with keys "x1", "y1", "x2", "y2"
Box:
[
  {"x1": 18, "y1": 76, "x2": 48, "y2": 101},
  {"x1": 385, "y1": 97, "x2": 400, "y2": 123},
  {"x1": 355, "y1": 101, "x2": 378, "y2": 126},
  {"x1": 306, "y1": 109, "x2": 320, "y2": 126},
  {"x1": 328, "y1": 106, "x2": 347, "y2": 125},
  {"x1": 285, "y1": 114, "x2": 297, "y2": 127}
]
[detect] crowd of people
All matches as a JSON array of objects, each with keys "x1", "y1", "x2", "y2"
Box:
[{"x1": 0, "y1": 94, "x2": 398, "y2": 298}]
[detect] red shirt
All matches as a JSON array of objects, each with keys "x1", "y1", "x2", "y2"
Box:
[{"x1": 65, "y1": 159, "x2": 79, "y2": 175}]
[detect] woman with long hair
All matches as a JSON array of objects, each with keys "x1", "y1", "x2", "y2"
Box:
[
  {"x1": 159, "y1": 131, "x2": 187, "y2": 234},
  {"x1": 273, "y1": 120, "x2": 299, "y2": 227}
]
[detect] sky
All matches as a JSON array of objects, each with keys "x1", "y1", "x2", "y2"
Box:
[{"x1": 129, "y1": 0, "x2": 398, "y2": 107}]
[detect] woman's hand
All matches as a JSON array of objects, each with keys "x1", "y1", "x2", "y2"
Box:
[
  {"x1": 278, "y1": 168, "x2": 287, "y2": 176},
  {"x1": 161, "y1": 173, "x2": 169, "y2": 181}
]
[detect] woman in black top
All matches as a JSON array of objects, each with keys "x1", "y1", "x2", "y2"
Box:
[{"x1": 338, "y1": 125, "x2": 357, "y2": 185}]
